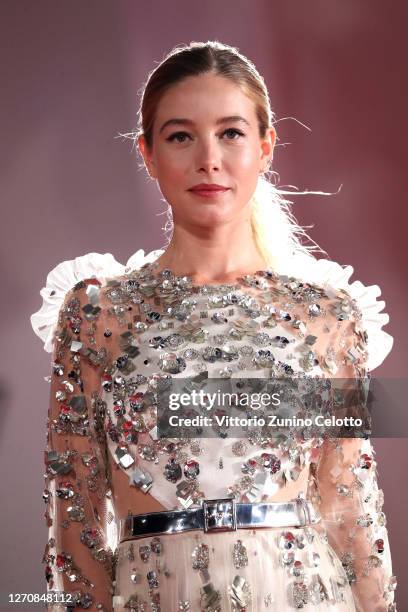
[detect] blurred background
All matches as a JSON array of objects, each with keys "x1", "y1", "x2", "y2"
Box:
[{"x1": 1, "y1": 0, "x2": 407, "y2": 608}]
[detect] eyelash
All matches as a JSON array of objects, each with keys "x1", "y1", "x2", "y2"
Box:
[{"x1": 165, "y1": 128, "x2": 245, "y2": 143}]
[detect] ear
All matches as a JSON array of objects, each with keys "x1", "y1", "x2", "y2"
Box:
[
  {"x1": 138, "y1": 134, "x2": 157, "y2": 179},
  {"x1": 260, "y1": 126, "x2": 277, "y2": 173}
]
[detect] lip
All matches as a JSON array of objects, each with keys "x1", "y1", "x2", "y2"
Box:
[
  {"x1": 189, "y1": 183, "x2": 230, "y2": 192},
  {"x1": 188, "y1": 184, "x2": 231, "y2": 198},
  {"x1": 188, "y1": 188, "x2": 230, "y2": 199}
]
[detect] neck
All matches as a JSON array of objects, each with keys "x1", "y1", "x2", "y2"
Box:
[{"x1": 154, "y1": 225, "x2": 267, "y2": 284}]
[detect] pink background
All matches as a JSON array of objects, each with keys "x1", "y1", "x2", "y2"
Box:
[{"x1": 1, "y1": 0, "x2": 407, "y2": 608}]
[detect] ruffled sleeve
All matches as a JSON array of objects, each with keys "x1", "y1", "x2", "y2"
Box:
[
  {"x1": 302, "y1": 257, "x2": 393, "y2": 372},
  {"x1": 30, "y1": 249, "x2": 164, "y2": 353},
  {"x1": 302, "y1": 258, "x2": 397, "y2": 611},
  {"x1": 30, "y1": 248, "x2": 163, "y2": 610}
]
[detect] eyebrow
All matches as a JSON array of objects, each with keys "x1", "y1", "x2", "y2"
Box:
[{"x1": 159, "y1": 115, "x2": 251, "y2": 134}]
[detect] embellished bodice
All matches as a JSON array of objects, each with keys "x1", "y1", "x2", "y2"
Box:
[{"x1": 97, "y1": 261, "x2": 364, "y2": 513}]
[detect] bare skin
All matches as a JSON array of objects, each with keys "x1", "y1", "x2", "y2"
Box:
[{"x1": 138, "y1": 71, "x2": 277, "y2": 286}]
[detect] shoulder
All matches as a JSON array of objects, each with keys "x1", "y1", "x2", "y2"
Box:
[
  {"x1": 29, "y1": 249, "x2": 164, "y2": 353},
  {"x1": 282, "y1": 255, "x2": 393, "y2": 372}
]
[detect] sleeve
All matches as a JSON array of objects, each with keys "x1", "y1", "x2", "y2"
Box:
[
  {"x1": 311, "y1": 285, "x2": 397, "y2": 612},
  {"x1": 42, "y1": 279, "x2": 115, "y2": 611}
]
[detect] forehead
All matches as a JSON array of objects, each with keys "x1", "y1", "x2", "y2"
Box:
[{"x1": 154, "y1": 73, "x2": 256, "y2": 127}]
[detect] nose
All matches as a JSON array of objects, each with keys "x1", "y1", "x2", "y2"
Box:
[{"x1": 195, "y1": 138, "x2": 222, "y2": 173}]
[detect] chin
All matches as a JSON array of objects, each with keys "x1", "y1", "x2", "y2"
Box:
[{"x1": 191, "y1": 210, "x2": 239, "y2": 228}]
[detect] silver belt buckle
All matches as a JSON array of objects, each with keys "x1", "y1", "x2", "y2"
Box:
[
  {"x1": 295, "y1": 498, "x2": 311, "y2": 525},
  {"x1": 202, "y1": 498, "x2": 237, "y2": 533}
]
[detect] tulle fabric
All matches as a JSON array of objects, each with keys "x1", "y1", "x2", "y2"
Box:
[{"x1": 112, "y1": 526, "x2": 356, "y2": 611}]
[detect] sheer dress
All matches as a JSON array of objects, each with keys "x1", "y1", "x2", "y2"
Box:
[{"x1": 31, "y1": 251, "x2": 397, "y2": 611}]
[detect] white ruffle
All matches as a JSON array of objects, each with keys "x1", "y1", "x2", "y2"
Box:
[
  {"x1": 30, "y1": 250, "x2": 393, "y2": 371},
  {"x1": 30, "y1": 249, "x2": 164, "y2": 353},
  {"x1": 298, "y1": 257, "x2": 393, "y2": 372}
]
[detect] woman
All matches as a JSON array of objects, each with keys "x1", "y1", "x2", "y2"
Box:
[{"x1": 31, "y1": 41, "x2": 396, "y2": 611}]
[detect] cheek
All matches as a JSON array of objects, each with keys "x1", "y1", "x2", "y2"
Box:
[
  {"x1": 229, "y1": 146, "x2": 260, "y2": 174},
  {"x1": 232, "y1": 152, "x2": 260, "y2": 202},
  {"x1": 156, "y1": 151, "x2": 186, "y2": 183}
]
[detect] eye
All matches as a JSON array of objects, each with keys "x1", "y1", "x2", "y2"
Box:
[
  {"x1": 222, "y1": 128, "x2": 244, "y2": 139},
  {"x1": 166, "y1": 131, "x2": 190, "y2": 143}
]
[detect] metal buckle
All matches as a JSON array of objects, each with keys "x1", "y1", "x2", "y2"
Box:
[
  {"x1": 295, "y1": 498, "x2": 310, "y2": 526},
  {"x1": 202, "y1": 498, "x2": 237, "y2": 533}
]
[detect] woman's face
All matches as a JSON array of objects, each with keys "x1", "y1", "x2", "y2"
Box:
[{"x1": 138, "y1": 72, "x2": 276, "y2": 230}]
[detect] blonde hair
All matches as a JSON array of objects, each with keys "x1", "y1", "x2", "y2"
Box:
[{"x1": 119, "y1": 40, "x2": 338, "y2": 274}]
